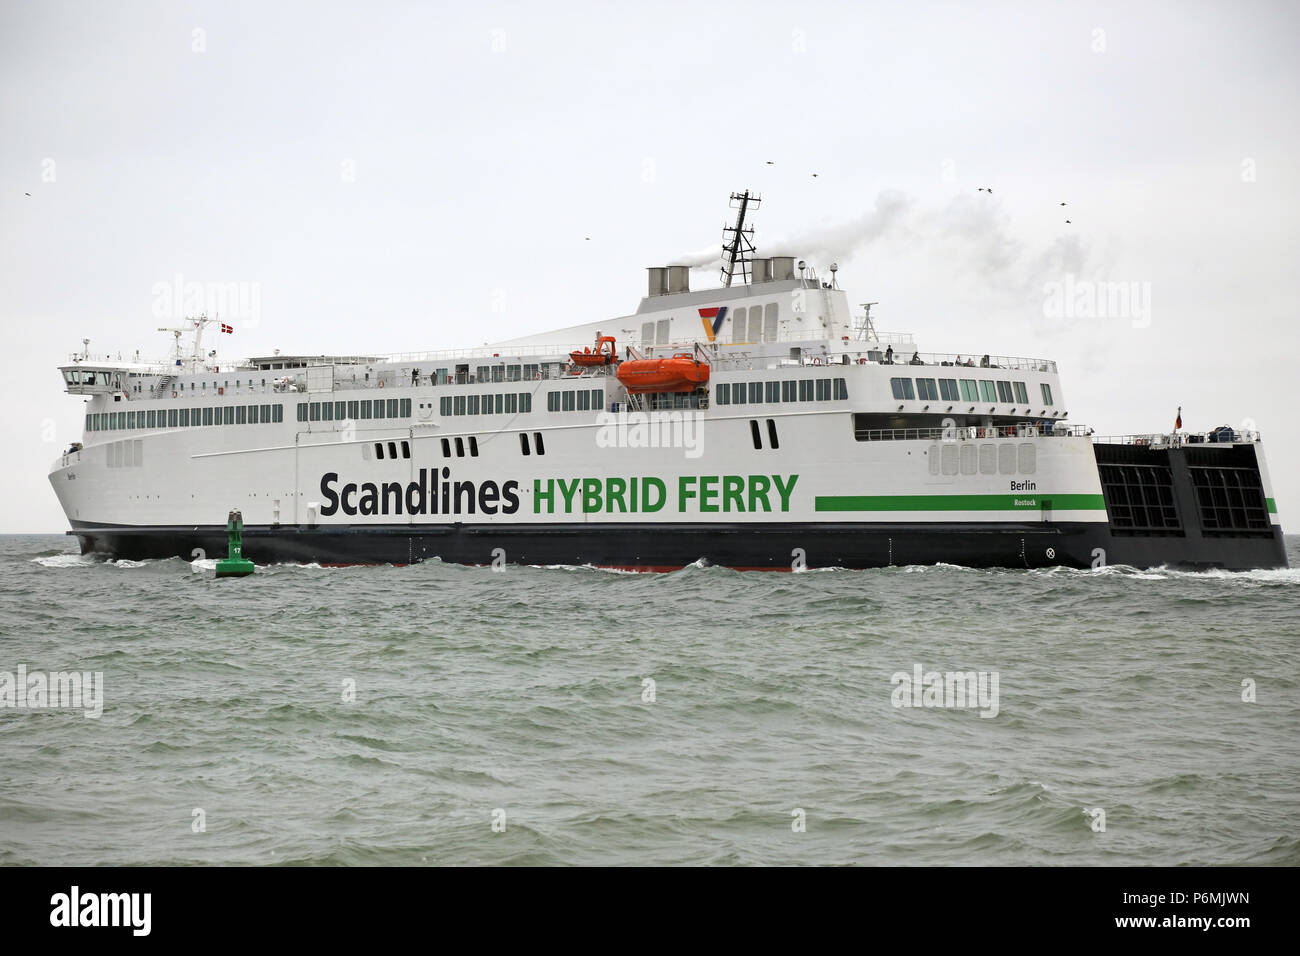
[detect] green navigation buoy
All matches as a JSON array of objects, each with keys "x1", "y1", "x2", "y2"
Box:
[{"x1": 214, "y1": 509, "x2": 255, "y2": 578}]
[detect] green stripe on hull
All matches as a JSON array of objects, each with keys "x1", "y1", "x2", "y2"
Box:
[{"x1": 814, "y1": 493, "x2": 1107, "y2": 513}]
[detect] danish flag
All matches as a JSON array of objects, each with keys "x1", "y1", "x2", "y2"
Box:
[{"x1": 220, "y1": 323, "x2": 234, "y2": 334}]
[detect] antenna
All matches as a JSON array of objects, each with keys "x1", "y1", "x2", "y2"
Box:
[{"x1": 720, "y1": 190, "x2": 760, "y2": 288}]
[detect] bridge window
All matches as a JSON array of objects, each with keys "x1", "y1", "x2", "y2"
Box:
[
  {"x1": 834, "y1": 378, "x2": 848, "y2": 400},
  {"x1": 996, "y1": 381, "x2": 1014, "y2": 403},
  {"x1": 387, "y1": 399, "x2": 399, "y2": 418},
  {"x1": 960, "y1": 379, "x2": 978, "y2": 402},
  {"x1": 782, "y1": 380, "x2": 796, "y2": 402},
  {"x1": 765, "y1": 381, "x2": 779, "y2": 403},
  {"x1": 1013, "y1": 382, "x2": 1029, "y2": 404},
  {"x1": 749, "y1": 382, "x2": 762, "y2": 403},
  {"x1": 562, "y1": 391, "x2": 575, "y2": 412},
  {"x1": 520, "y1": 393, "x2": 532, "y2": 413},
  {"x1": 1041, "y1": 383, "x2": 1054, "y2": 405},
  {"x1": 916, "y1": 378, "x2": 938, "y2": 401},
  {"x1": 979, "y1": 380, "x2": 996, "y2": 403},
  {"x1": 939, "y1": 379, "x2": 959, "y2": 402},
  {"x1": 716, "y1": 383, "x2": 730, "y2": 404}
]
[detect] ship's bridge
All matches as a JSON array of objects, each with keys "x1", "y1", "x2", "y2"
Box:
[{"x1": 59, "y1": 360, "x2": 160, "y2": 395}]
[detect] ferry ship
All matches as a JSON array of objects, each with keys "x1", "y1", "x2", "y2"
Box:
[{"x1": 50, "y1": 192, "x2": 1287, "y2": 571}]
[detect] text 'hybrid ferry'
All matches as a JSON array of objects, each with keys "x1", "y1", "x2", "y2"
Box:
[{"x1": 50, "y1": 192, "x2": 1287, "y2": 571}]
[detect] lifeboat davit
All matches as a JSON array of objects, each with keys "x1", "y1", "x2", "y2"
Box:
[
  {"x1": 616, "y1": 352, "x2": 710, "y2": 393},
  {"x1": 569, "y1": 335, "x2": 617, "y2": 367}
]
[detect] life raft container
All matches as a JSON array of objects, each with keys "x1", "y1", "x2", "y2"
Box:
[
  {"x1": 569, "y1": 335, "x2": 617, "y2": 367},
  {"x1": 616, "y1": 353, "x2": 710, "y2": 393}
]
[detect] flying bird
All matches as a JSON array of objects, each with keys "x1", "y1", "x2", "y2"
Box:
[
  {"x1": 1059, "y1": 202, "x2": 1067, "y2": 206},
  {"x1": 978, "y1": 187, "x2": 993, "y2": 194},
  {"x1": 1065, "y1": 220, "x2": 1071, "y2": 224},
  {"x1": 24, "y1": 192, "x2": 31, "y2": 197},
  {"x1": 765, "y1": 161, "x2": 775, "y2": 165},
  {"x1": 811, "y1": 173, "x2": 818, "y2": 178}
]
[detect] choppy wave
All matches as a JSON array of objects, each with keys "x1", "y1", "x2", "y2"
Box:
[{"x1": 3, "y1": 532, "x2": 1298, "y2": 866}]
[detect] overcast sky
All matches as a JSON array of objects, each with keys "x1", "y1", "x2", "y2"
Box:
[{"x1": 2, "y1": 0, "x2": 1297, "y2": 532}]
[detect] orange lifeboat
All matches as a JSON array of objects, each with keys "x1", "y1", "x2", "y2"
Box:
[
  {"x1": 616, "y1": 352, "x2": 710, "y2": 393},
  {"x1": 569, "y1": 335, "x2": 617, "y2": 367}
]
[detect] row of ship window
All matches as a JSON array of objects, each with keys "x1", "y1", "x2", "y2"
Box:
[
  {"x1": 363, "y1": 434, "x2": 548, "y2": 460},
  {"x1": 89, "y1": 377, "x2": 1050, "y2": 436},
  {"x1": 441, "y1": 392, "x2": 535, "y2": 416},
  {"x1": 87, "y1": 404, "x2": 287, "y2": 431},
  {"x1": 546, "y1": 389, "x2": 606, "y2": 413},
  {"x1": 298, "y1": 399, "x2": 413, "y2": 421},
  {"x1": 891, "y1": 377, "x2": 1054, "y2": 406},
  {"x1": 716, "y1": 377, "x2": 849, "y2": 405}
]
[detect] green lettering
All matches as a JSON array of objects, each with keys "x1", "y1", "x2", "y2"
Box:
[
  {"x1": 606, "y1": 477, "x2": 627, "y2": 513},
  {"x1": 748, "y1": 474, "x2": 772, "y2": 512},
  {"x1": 582, "y1": 478, "x2": 602, "y2": 513},
  {"x1": 557, "y1": 478, "x2": 580, "y2": 513},
  {"x1": 533, "y1": 478, "x2": 554, "y2": 514},
  {"x1": 722, "y1": 475, "x2": 745, "y2": 513},
  {"x1": 678, "y1": 475, "x2": 698, "y2": 513},
  {"x1": 699, "y1": 475, "x2": 719, "y2": 513},
  {"x1": 642, "y1": 477, "x2": 666, "y2": 513},
  {"x1": 772, "y1": 474, "x2": 798, "y2": 512}
]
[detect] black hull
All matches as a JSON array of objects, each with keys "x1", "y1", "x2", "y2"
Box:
[{"x1": 67, "y1": 520, "x2": 1287, "y2": 571}]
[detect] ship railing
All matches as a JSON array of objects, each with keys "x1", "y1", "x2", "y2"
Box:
[
  {"x1": 854, "y1": 422, "x2": 1087, "y2": 442},
  {"x1": 1091, "y1": 430, "x2": 1261, "y2": 447},
  {"x1": 702, "y1": 347, "x2": 1058, "y2": 374}
]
